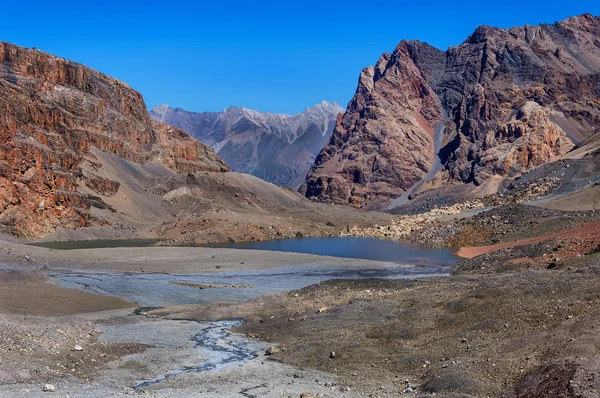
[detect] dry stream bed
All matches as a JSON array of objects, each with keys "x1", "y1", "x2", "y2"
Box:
[{"x1": 0, "y1": 236, "x2": 460, "y2": 397}]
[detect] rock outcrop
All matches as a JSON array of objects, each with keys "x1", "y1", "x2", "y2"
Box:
[
  {"x1": 305, "y1": 14, "x2": 600, "y2": 209},
  {"x1": 0, "y1": 41, "x2": 227, "y2": 238},
  {"x1": 302, "y1": 42, "x2": 446, "y2": 209},
  {"x1": 150, "y1": 101, "x2": 343, "y2": 189}
]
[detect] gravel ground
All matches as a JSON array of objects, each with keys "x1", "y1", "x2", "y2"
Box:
[
  {"x1": 408, "y1": 204, "x2": 600, "y2": 248},
  {"x1": 151, "y1": 262, "x2": 600, "y2": 397}
]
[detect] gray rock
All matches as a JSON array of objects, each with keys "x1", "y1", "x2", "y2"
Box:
[{"x1": 42, "y1": 384, "x2": 56, "y2": 392}]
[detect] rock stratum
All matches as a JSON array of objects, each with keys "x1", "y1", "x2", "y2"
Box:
[
  {"x1": 304, "y1": 14, "x2": 600, "y2": 209},
  {"x1": 0, "y1": 41, "x2": 227, "y2": 238},
  {"x1": 150, "y1": 101, "x2": 343, "y2": 189}
]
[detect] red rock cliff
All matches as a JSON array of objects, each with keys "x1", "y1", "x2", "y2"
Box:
[{"x1": 0, "y1": 41, "x2": 227, "y2": 238}]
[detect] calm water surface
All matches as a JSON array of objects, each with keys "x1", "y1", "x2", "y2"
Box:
[{"x1": 207, "y1": 237, "x2": 456, "y2": 266}]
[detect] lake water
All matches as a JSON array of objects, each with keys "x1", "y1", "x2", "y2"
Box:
[
  {"x1": 32, "y1": 236, "x2": 457, "y2": 266},
  {"x1": 207, "y1": 237, "x2": 457, "y2": 266}
]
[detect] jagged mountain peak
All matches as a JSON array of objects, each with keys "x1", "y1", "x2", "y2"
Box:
[
  {"x1": 304, "y1": 14, "x2": 600, "y2": 209},
  {"x1": 149, "y1": 104, "x2": 171, "y2": 119}
]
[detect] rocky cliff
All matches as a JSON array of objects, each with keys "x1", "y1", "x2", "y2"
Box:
[
  {"x1": 150, "y1": 101, "x2": 343, "y2": 188},
  {"x1": 0, "y1": 41, "x2": 227, "y2": 238},
  {"x1": 304, "y1": 14, "x2": 600, "y2": 209}
]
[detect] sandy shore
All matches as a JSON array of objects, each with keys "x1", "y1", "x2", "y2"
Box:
[
  {"x1": 1, "y1": 237, "x2": 404, "y2": 275},
  {"x1": 0, "y1": 270, "x2": 133, "y2": 316}
]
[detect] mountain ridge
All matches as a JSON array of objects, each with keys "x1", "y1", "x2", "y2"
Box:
[
  {"x1": 304, "y1": 13, "x2": 600, "y2": 209},
  {"x1": 150, "y1": 101, "x2": 343, "y2": 188}
]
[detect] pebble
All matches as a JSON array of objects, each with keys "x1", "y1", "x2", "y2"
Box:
[
  {"x1": 74, "y1": 345, "x2": 83, "y2": 351},
  {"x1": 329, "y1": 351, "x2": 335, "y2": 359},
  {"x1": 265, "y1": 346, "x2": 279, "y2": 355},
  {"x1": 42, "y1": 384, "x2": 56, "y2": 392}
]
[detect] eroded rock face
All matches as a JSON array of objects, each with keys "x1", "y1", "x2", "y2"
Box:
[
  {"x1": 302, "y1": 42, "x2": 446, "y2": 209},
  {"x1": 0, "y1": 41, "x2": 227, "y2": 238},
  {"x1": 436, "y1": 14, "x2": 599, "y2": 188},
  {"x1": 150, "y1": 101, "x2": 343, "y2": 189},
  {"x1": 305, "y1": 14, "x2": 600, "y2": 208}
]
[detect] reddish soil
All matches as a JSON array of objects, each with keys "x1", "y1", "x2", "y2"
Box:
[{"x1": 456, "y1": 220, "x2": 600, "y2": 259}]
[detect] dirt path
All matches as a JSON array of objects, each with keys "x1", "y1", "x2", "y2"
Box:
[{"x1": 456, "y1": 219, "x2": 600, "y2": 258}]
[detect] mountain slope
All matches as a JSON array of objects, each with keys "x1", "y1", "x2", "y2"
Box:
[
  {"x1": 150, "y1": 101, "x2": 343, "y2": 188},
  {"x1": 0, "y1": 41, "x2": 227, "y2": 238},
  {"x1": 0, "y1": 41, "x2": 391, "y2": 242},
  {"x1": 304, "y1": 14, "x2": 600, "y2": 209}
]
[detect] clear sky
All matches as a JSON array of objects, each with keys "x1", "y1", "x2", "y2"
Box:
[{"x1": 1, "y1": 1, "x2": 599, "y2": 114}]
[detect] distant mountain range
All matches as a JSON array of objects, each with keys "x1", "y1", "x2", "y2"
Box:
[{"x1": 150, "y1": 101, "x2": 343, "y2": 189}]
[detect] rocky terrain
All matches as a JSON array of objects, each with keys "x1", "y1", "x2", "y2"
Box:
[
  {"x1": 0, "y1": 41, "x2": 227, "y2": 239},
  {"x1": 150, "y1": 101, "x2": 343, "y2": 189},
  {"x1": 305, "y1": 14, "x2": 600, "y2": 209},
  {"x1": 0, "y1": 42, "x2": 392, "y2": 244},
  {"x1": 4, "y1": 12, "x2": 600, "y2": 398},
  {"x1": 301, "y1": 41, "x2": 445, "y2": 209},
  {"x1": 155, "y1": 263, "x2": 600, "y2": 397}
]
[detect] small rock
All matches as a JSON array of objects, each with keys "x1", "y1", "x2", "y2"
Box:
[
  {"x1": 317, "y1": 307, "x2": 327, "y2": 313},
  {"x1": 43, "y1": 384, "x2": 56, "y2": 392},
  {"x1": 265, "y1": 346, "x2": 279, "y2": 355},
  {"x1": 329, "y1": 351, "x2": 335, "y2": 359},
  {"x1": 404, "y1": 387, "x2": 414, "y2": 393},
  {"x1": 294, "y1": 373, "x2": 305, "y2": 379},
  {"x1": 74, "y1": 345, "x2": 83, "y2": 351}
]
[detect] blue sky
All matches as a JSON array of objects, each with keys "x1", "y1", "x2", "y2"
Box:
[{"x1": 1, "y1": 1, "x2": 599, "y2": 114}]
